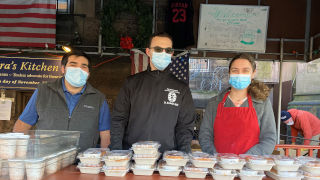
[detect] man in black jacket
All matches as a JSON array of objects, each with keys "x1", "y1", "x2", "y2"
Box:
[{"x1": 110, "y1": 33, "x2": 195, "y2": 153}]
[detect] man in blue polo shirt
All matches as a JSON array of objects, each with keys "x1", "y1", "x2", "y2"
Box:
[{"x1": 13, "y1": 50, "x2": 110, "y2": 150}]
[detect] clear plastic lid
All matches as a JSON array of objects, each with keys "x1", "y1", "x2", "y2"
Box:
[
  {"x1": 0, "y1": 133, "x2": 19, "y2": 139},
  {"x1": 25, "y1": 158, "x2": 46, "y2": 163},
  {"x1": 273, "y1": 156, "x2": 296, "y2": 165},
  {"x1": 240, "y1": 154, "x2": 269, "y2": 164},
  {"x1": 131, "y1": 141, "x2": 160, "y2": 149},
  {"x1": 102, "y1": 164, "x2": 129, "y2": 170},
  {"x1": 183, "y1": 162, "x2": 208, "y2": 172},
  {"x1": 218, "y1": 153, "x2": 241, "y2": 163},
  {"x1": 303, "y1": 171, "x2": 320, "y2": 178},
  {"x1": 78, "y1": 162, "x2": 103, "y2": 167},
  {"x1": 104, "y1": 150, "x2": 132, "y2": 160},
  {"x1": 163, "y1": 150, "x2": 188, "y2": 159},
  {"x1": 190, "y1": 151, "x2": 216, "y2": 161},
  {"x1": 296, "y1": 156, "x2": 316, "y2": 165},
  {"x1": 157, "y1": 160, "x2": 181, "y2": 170},
  {"x1": 133, "y1": 152, "x2": 160, "y2": 159},
  {"x1": 82, "y1": 148, "x2": 109, "y2": 158},
  {"x1": 305, "y1": 160, "x2": 320, "y2": 167}
]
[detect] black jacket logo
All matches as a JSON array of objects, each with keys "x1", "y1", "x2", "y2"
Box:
[{"x1": 164, "y1": 88, "x2": 180, "y2": 107}]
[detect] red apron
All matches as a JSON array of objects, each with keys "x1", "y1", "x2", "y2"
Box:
[{"x1": 214, "y1": 92, "x2": 260, "y2": 155}]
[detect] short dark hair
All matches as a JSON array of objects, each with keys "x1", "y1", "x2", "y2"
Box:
[
  {"x1": 229, "y1": 53, "x2": 256, "y2": 72},
  {"x1": 148, "y1": 32, "x2": 173, "y2": 48},
  {"x1": 61, "y1": 49, "x2": 91, "y2": 68}
]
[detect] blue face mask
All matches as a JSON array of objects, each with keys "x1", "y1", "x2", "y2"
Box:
[
  {"x1": 65, "y1": 67, "x2": 88, "y2": 87},
  {"x1": 229, "y1": 74, "x2": 251, "y2": 90},
  {"x1": 151, "y1": 52, "x2": 172, "y2": 71}
]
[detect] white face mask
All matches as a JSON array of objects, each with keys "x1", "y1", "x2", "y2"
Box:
[{"x1": 285, "y1": 118, "x2": 294, "y2": 126}]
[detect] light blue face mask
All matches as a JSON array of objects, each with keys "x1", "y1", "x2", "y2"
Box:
[
  {"x1": 151, "y1": 52, "x2": 172, "y2": 71},
  {"x1": 229, "y1": 74, "x2": 251, "y2": 90},
  {"x1": 65, "y1": 67, "x2": 88, "y2": 87}
]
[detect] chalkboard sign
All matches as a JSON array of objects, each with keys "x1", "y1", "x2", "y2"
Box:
[{"x1": 197, "y1": 4, "x2": 269, "y2": 53}]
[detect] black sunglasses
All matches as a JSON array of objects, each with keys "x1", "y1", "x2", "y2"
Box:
[{"x1": 150, "y1": 46, "x2": 174, "y2": 54}]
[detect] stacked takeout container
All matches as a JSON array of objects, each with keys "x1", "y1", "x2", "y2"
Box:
[
  {"x1": 184, "y1": 151, "x2": 216, "y2": 179},
  {"x1": 77, "y1": 148, "x2": 108, "y2": 174},
  {"x1": 237, "y1": 154, "x2": 273, "y2": 180},
  {"x1": 102, "y1": 150, "x2": 132, "y2": 177},
  {"x1": 0, "y1": 130, "x2": 80, "y2": 180},
  {"x1": 265, "y1": 156, "x2": 303, "y2": 180},
  {"x1": 131, "y1": 141, "x2": 160, "y2": 176},
  {"x1": 300, "y1": 159, "x2": 320, "y2": 180},
  {"x1": 158, "y1": 150, "x2": 188, "y2": 177},
  {"x1": 211, "y1": 153, "x2": 245, "y2": 180}
]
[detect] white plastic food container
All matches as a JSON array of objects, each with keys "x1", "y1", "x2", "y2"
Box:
[
  {"x1": 45, "y1": 153, "x2": 60, "y2": 175},
  {"x1": 239, "y1": 172, "x2": 265, "y2": 180},
  {"x1": 2, "y1": 161, "x2": 9, "y2": 176},
  {"x1": 266, "y1": 170, "x2": 303, "y2": 180},
  {"x1": 303, "y1": 171, "x2": 320, "y2": 180},
  {"x1": 77, "y1": 154, "x2": 101, "y2": 165},
  {"x1": 15, "y1": 135, "x2": 30, "y2": 159},
  {"x1": 61, "y1": 150, "x2": 71, "y2": 168},
  {"x1": 214, "y1": 168, "x2": 233, "y2": 175},
  {"x1": 77, "y1": 163, "x2": 102, "y2": 174},
  {"x1": 8, "y1": 159, "x2": 25, "y2": 180},
  {"x1": 133, "y1": 153, "x2": 159, "y2": 165},
  {"x1": 103, "y1": 150, "x2": 131, "y2": 167},
  {"x1": 25, "y1": 158, "x2": 46, "y2": 180},
  {"x1": 163, "y1": 150, "x2": 189, "y2": 166},
  {"x1": 273, "y1": 162, "x2": 300, "y2": 172},
  {"x1": 102, "y1": 165, "x2": 129, "y2": 177},
  {"x1": 239, "y1": 168, "x2": 265, "y2": 180},
  {"x1": 274, "y1": 157, "x2": 295, "y2": 166},
  {"x1": 159, "y1": 168, "x2": 181, "y2": 177},
  {"x1": 246, "y1": 161, "x2": 275, "y2": 171},
  {"x1": 243, "y1": 155, "x2": 275, "y2": 171},
  {"x1": 158, "y1": 160, "x2": 180, "y2": 170},
  {"x1": 157, "y1": 160, "x2": 181, "y2": 177},
  {"x1": 219, "y1": 153, "x2": 240, "y2": 163},
  {"x1": 219, "y1": 159, "x2": 246, "y2": 170},
  {"x1": 131, "y1": 141, "x2": 160, "y2": 155},
  {"x1": 211, "y1": 168, "x2": 237, "y2": 180},
  {"x1": 83, "y1": 148, "x2": 108, "y2": 158},
  {"x1": 131, "y1": 164, "x2": 155, "y2": 176},
  {"x1": 183, "y1": 162, "x2": 208, "y2": 178},
  {"x1": 0, "y1": 134, "x2": 17, "y2": 159},
  {"x1": 302, "y1": 161, "x2": 320, "y2": 175},
  {"x1": 190, "y1": 151, "x2": 217, "y2": 168}
]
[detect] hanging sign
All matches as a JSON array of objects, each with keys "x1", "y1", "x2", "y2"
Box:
[{"x1": 0, "y1": 56, "x2": 62, "y2": 90}]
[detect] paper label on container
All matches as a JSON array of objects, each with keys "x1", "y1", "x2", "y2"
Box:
[{"x1": 0, "y1": 99, "x2": 12, "y2": 120}]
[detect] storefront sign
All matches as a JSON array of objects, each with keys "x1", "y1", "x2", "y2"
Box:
[{"x1": 0, "y1": 56, "x2": 62, "y2": 90}]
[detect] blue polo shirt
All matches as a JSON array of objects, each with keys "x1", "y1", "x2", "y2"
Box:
[{"x1": 19, "y1": 80, "x2": 110, "y2": 131}]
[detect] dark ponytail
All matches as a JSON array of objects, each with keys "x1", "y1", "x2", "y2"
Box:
[{"x1": 230, "y1": 53, "x2": 270, "y2": 101}]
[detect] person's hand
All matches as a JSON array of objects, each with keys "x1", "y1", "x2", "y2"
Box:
[{"x1": 291, "y1": 142, "x2": 295, "y2": 145}]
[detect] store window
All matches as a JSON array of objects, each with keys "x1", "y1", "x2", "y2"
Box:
[{"x1": 56, "y1": 0, "x2": 72, "y2": 13}]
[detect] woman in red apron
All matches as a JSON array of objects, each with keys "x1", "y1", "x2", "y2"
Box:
[{"x1": 199, "y1": 53, "x2": 276, "y2": 155}]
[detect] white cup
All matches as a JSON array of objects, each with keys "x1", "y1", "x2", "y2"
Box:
[
  {"x1": 0, "y1": 136, "x2": 17, "y2": 159},
  {"x1": 16, "y1": 135, "x2": 30, "y2": 159},
  {"x1": 1, "y1": 161, "x2": 9, "y2": 176},
  {"x1": 8, "y1": 160, "x2": 25, "y2": 180},
  {"x1": 25, "y1": 159, "x2": 45, "y2": 180},
  {"x1": 45, "y1": 154, "x2": 59, "y2": 175}
]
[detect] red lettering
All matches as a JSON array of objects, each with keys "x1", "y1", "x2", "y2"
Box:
[{"x1": 172, "y1": 8, "x2": 187, "y2": 23}]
